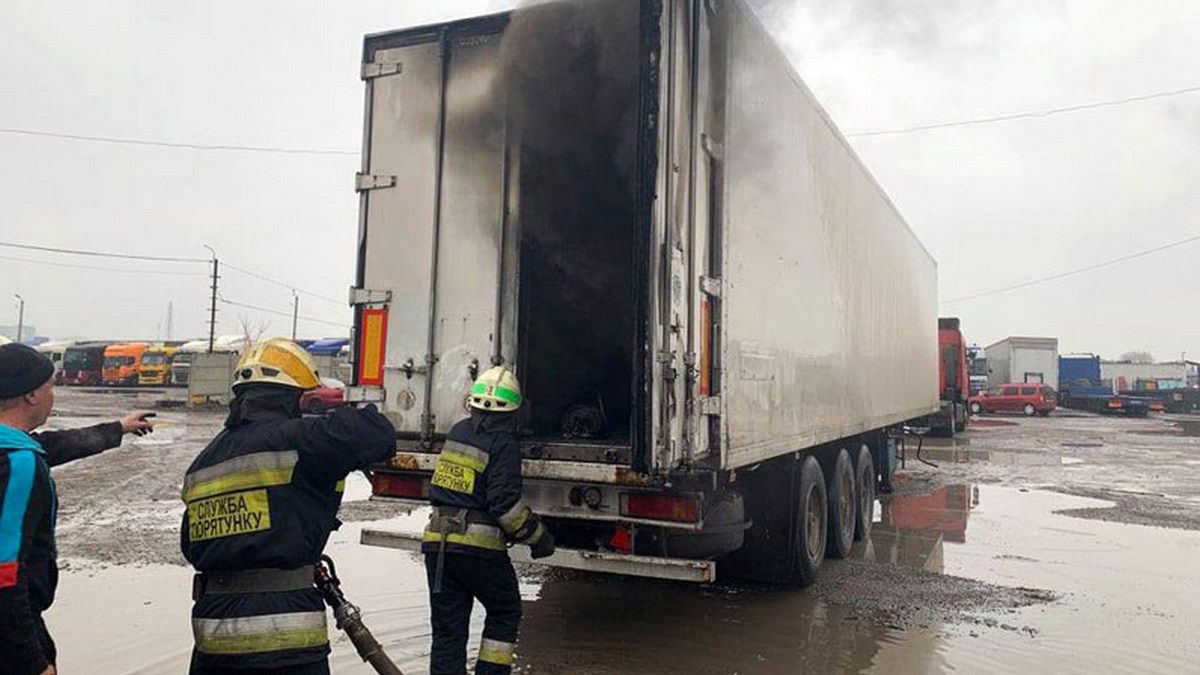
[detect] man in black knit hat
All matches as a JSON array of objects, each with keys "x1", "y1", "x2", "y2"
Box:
[{"x1": 0, "y1": 343, "x2": 156, "y2": 675}]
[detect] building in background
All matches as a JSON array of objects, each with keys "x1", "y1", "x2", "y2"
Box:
[
  {"x1": 0, "y1": 324, "x2": 38, "y2": 342},
  {"x1": 984, "y1": 337, "x2": 1060, "y2": 390},
  {"x1": 1101, "y1": 360, "x2": 1199, "y2": 391}
]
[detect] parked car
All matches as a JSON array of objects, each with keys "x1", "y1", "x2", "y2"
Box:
[
  {"x1": 969, "y1": 383, "x2": 1057, "y2": 416},
  {"x1": 300, "y1": 377, "x2": 345, "y2": 414}
]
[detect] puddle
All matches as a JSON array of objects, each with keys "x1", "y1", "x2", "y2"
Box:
[
  {"x1": 48, "y1": 485, "x2": 1200, "y2": 675},
  {"x1": 915, "y1": 447, "x2": 1067, "y2": 466}
]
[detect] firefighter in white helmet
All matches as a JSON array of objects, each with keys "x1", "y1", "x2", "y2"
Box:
[
  {"x1": 180, "y1": 338, "x2": 396, "y2": 675},
  {"x1": 422, "y1": 366, "x2": 554, "y2": 674}
]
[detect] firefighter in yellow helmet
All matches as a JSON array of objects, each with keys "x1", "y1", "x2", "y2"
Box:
[
  {"x1": 423, "y1": 366, "x2": 554, "y2": 674},
  {"x1": 180, "y1": 338, "x2": 396, "y2": 675}
]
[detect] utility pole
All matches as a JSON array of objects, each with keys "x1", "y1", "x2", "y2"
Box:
[
  {"x1": 204, "y1": 245, "x2": 219, "y2": 353},
  {"x1": 291, "y1": 290, "x2": 299, "y2": 341},
  {"x1": 166, "y1": 301, "x2": 174, "y2": 341},
  {"x1": 13, "y1": 294, "x2": 24, "y2": 344}
]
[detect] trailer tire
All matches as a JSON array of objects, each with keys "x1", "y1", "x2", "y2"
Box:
[
  {"x1": 825, "y1": 449, "x2": 855, "y2": 559},
  {"x1": 792, "y1": 455, "x2": 827, "y2": 586},
  {"x1": 1023, "y1": 403, "x2": 1036, "y2": 416},
  {"x1": 970, "y1": 402, "x2": 982, "y2": 414},
  {"x1": 853, "y1": 444, "x2": 874, "y2": 542}
]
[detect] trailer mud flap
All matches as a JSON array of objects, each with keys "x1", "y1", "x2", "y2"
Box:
[{"x1": 360, "y1": 527, "x2": 715, "y2": 583}]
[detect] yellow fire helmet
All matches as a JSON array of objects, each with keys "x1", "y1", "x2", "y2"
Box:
[
  {"x1": 233, "y1": 337, "x2": 321, "y2": 391},
  {"x1": 469, "y1": 366, "x2": 522, "y2": 412}
]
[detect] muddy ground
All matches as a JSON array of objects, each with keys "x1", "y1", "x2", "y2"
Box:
[{"x1": 40, "y1": 390, "x2": 1200, "y2": 673}]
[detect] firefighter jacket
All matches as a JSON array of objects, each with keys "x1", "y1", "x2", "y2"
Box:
[
  {"x1": 180, "y1": 386, "x2": 395, "y2": 670},
  {"x1": 422, "y1": 413, "x2": 548, "y2": 557},
  {"x1": 1, "y1": 422, "x2": 124, "y2": 675}
]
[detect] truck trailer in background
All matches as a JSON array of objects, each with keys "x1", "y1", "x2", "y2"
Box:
[
  {"x1": 351, "y1": 0, "x2": 937, "y2": 586},
  {"x1": 985, "y1": 337, "x2": 1059, "y2": 390},
  {"x1": 1059, "y1": 354, "x2": 1158, "y2": 416}
]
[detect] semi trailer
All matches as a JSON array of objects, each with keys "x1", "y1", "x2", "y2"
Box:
[{"x1": 350, "y1": 0, "x2": 937, "y2": 585}]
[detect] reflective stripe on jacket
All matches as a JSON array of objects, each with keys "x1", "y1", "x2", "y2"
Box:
[
  {"x1": 180, "y1": 387, "x2": 396, "y2": 669},
  {"x1": 422, "y1": 413, "x2": 547, "y2": 557}
]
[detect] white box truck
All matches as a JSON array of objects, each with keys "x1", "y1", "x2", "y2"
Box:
[
  {"x1": 984, "y1": 337, "x2": 1059, "y2": 390},
  {"x1": 348, "y1": 0, "x2": 938, "y2": 585}
]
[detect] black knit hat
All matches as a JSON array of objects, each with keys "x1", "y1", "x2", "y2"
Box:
[{"x1": 0, "y1": 344, "x2": 56, "y2": 399}]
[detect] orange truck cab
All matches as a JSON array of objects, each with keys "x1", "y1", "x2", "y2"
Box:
[{"x1": 102, "y1": 342, "x2": 148, "y2": 386}]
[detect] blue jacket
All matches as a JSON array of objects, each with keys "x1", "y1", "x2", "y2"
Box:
[{"x1": 0, "y1": 422, "x2": 123, "y2": 675}]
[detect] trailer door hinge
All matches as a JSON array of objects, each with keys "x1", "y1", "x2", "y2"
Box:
[
  {"x1": 348, "y1": 287, "x2": 392, "y2": 306},
  {"x1": 355, "y1": 172, "x2": 397, "y2": 192},
  {"x1": 361, "y1": 61, "x2": 403, "y2": 80},
  {"x1": 700, "y1": 276, "x2": 723, "y2": 298}
]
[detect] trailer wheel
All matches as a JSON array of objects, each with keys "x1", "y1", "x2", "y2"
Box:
[
  {"x1": 825, "y1": 449, "x2": 856, "y2": 559},
  {"x1": 1023, "y1": 403, "x2": 1036, "y2": 416},
  {"x1": 853, "y1": 444, "x2": 874, "y2": 542},
  {"x1": 970, "y1": 402, "x2": 982, "y2": 414},
  {"x1": 792, "y1": 455, "x2": 827, "y2": 586}
]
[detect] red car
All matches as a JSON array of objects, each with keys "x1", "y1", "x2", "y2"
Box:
[
  {"x1": 969, "y1": 383, "x2": 1057, "y2": 416},
  {"x1": 300, "y1": 378, "x2": 346, "y2": 414}
]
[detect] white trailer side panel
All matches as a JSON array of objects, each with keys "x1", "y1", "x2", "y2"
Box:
[
  {"x1": 718, "y1": 1, "x2": 938, "y2": 470},
  {"x1": 985, "y1": 337, "x2": 1057, "y2": 388}
]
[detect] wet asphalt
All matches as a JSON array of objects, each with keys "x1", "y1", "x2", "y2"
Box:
[{"x1": 39, "y1": 389, "x2": 1200, "y2": 674}]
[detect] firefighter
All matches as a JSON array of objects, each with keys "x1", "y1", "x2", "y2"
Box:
[
  {"x1": 423, "y1": 366, "x2": 555, "y2": 675},
  {"x1": 180, "y1": 338, "x2": 396, "y2": 675},
  {"x1": 0, "y1": 343, "x2": 155, "y2": 675}
]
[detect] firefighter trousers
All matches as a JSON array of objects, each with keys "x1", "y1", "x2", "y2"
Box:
[{"x1": 424, "y1": 553, "x2": 521, "y2": 674}]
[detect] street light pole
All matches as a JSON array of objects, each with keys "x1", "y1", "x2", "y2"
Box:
[
  {"x1": 13, "y1": 294, "x2": 24, "y2": 344},
  {"x1": 291, "y1": 290, "x2": 299, "y2": 341},
  {"x1": 203, "y1": 245, "x2": 219, "y2": 354}
]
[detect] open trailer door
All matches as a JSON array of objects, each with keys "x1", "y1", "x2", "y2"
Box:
[{"x1": 350, "y1": 17, "x2": 516, "y2": 440}]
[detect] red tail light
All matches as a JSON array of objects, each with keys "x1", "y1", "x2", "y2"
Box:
[
  {"x1": 1108, "y1": 399, "x2": 1123, "y2": 409},
  {"x1": 620, "y1": 493, "x2": 699, "y2": 523},
  {"x1": 370, "y1": 472, "x2": 428, "y2": 499},
  {"x1": 1150, "y1": 402, "x2": 1165, "y2": 412}
]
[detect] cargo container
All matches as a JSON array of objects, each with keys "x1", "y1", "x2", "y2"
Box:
[
  {"x1": 351, "y1": 0, "x2": 937, "y2": 584},
  {"x1": 984, "y1": 337, "x2": 1059, "y2": 390}
]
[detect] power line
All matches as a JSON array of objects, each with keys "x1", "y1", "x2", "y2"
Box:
[
  {"x1": 223, "y1": 263, "x2": 345, "y2": 306},
  {"x1": 941, "y1": 233, "x2": 1200, "y2": 305},
  {"x1": 218, "y1": 295, "x2": 349, "y2": 330},
  {"x1": 848, "y1": 84, "x2": 1200, "y2": 138},
  {"x1": 0, "y1": 241, "x2": 208, "y2": 263},
  {"x1": 0, "y1": 127, "x2": 359, "y2": 156},
  {"x1": 1, "y1": 254, "x2": 206, "y2": 276}
]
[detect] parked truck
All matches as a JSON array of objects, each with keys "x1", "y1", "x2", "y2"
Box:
[
  {"x1": 102, "y1": 342, "x2": 148, "y2": 387},
  {"x1": 985, "y1": 336, "x2": 1059, "y2": 390},
  {"x1": 351, "y1": 0, "x2": 938, "y2": 585},
  {"x1": 61, "y1": 342, "x2": 108, "y2": 386},
  {"x1": 918, "y1": 318, "x2": 969, "y2": 436},
  {"x1": 138, "y1": 344, "x2": 178, "y2": 386},
  {"x1": 1057, "y1": 354, "x2": 1158, "y2": 416}
]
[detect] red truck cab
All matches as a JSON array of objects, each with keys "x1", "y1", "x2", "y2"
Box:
[{"x1": 932, "y1": 318, "x2": 970, "y2": 434}]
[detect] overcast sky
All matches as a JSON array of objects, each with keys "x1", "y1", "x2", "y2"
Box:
[{"x1": 2, "y1": 1, "x2": 1198, "y2": 360}]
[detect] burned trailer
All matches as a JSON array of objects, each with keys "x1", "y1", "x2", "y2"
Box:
[{"x1": 350, "y1": 0, "x2": 937, "y2": 585}]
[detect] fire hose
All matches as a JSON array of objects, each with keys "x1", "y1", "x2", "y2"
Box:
[{"x1": 315, "y1": 555, "x2": 406, "y2": 675}]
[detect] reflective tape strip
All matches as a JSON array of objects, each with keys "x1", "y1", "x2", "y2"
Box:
[
  {"x1": 423, "y1": 523, "x2": 506, "y2": 551},
  {"x1": 498, "y1": 500, "x2": 532, "y2": 534},
  {"x1": 335, "y1": 479, "x2": 345, "y2": 493},
  {"x1": 524, "y1": 521, "x2": 548, "y2": 546},
  {"x1": 193, "y1": 611, "x2": 327, "y2": 655},
  {"x1": 479, "y1": 638, "x2": 516, "y2": 666},
  {"x1": 183, "y1": 451, "x2": 298, "y2": 502},
  {"x1": 440, "y1": 440, "x2": 488, "y2": 471}
]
